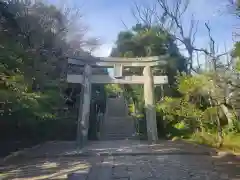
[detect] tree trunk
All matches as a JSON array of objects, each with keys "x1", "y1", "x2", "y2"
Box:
[
  {"x1": 216, "y1": 108, "x2": 224, "y2": 148},
  {"x1": 220, "y1": 104, "x2": 233, "y2": 127}
]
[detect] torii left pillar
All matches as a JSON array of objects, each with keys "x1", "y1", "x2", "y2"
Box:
[{"x1": 77, "y1": 64, "x2": 92, "y2": 147}]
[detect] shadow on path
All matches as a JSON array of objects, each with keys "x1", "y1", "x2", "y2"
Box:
[{"x1": 0, "y1": 140, "x2": 239, "y2": 180}]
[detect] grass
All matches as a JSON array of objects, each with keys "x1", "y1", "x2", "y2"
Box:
[
  {"x1": 167, "y1": 122, "x2": 240, "y2": 154},
  {"x1": 186, "y1": 132, "x2": 240, "y2": 154},
  {"x1": 219, "y1": 133, "x2": 240, "y2": 153}
]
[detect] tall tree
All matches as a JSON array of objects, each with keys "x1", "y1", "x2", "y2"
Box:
[
  {"x1": 110, "y1": 24, "x2": 187, "y2": 112},
  {"x1": 0, "y1": 0, "x2": 97, "y2": 145}
]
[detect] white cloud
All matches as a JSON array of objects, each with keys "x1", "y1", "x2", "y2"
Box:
[
  {"x1": 91, "y1": 43, "x2": 114, "y2": 77},
  {"x1": 92, "y1": 43, "x2": 113, "y2": 57}
]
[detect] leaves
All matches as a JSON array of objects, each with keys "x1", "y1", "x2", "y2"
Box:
[
  {"x1": 0, "y1": 0, "x2": 85, "y2": 120},
  {"x1": 177, "y1": 73, "x2": 214, "y2": 96},
  {"x1": 110, "y1": 23, "x2": 188, "y2": 113}
]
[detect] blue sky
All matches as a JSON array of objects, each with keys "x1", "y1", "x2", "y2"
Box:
[{"x1": 48, "y1": 0, "x2": 238, "y2": 58}]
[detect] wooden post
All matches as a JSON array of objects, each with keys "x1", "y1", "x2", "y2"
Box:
[
  {"x1": 77, "y1": 64, "x2": 92, "y2": 147},
  {"x1": 143, "y1": 66, "x2": 158, "y2": 142}
]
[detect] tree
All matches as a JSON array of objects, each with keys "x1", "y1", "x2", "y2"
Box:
[
  {"x1": 0, "y1": 0, "x2": 98, "y2": 145},
  {"x1": 110, "y1": 23, "x2": 187, "y2": 114},
  {"x1": 131, "y1": 0, "x2": 197, "y2": 73},
  {"x1": 126, "y1": 0, "x2": 240, "y2": 144},
  {"x1": 158, "y1": 73, "x2": 227, "y2": 146}
]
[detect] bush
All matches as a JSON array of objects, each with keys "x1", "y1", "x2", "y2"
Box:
[{"x1": 226, "y1": 119, "x2": 240, "y2": 134}]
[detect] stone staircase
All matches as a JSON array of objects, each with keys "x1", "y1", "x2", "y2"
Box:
[{"x1": 100, "y1": 96, "x2": 136, "y2": 140}]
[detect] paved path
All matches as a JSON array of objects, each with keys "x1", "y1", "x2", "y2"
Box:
[{"x1": 1, "y1": 140, "x2": 239, "y2": 180}]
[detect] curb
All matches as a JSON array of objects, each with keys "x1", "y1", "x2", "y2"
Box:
[
  {"x1": 216, "y1": 151, "x2": 240, "y2": 159},
  {"x1": 1, "y1": 150, "x2": 216, "y2": 163},
  {"x1": 0, "y1": 143, "x2": 43, "y2": 164}
]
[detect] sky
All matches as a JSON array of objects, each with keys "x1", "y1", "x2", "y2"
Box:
[{"x1": 47, "y1": 0, "x2": 238, "y2": 58}]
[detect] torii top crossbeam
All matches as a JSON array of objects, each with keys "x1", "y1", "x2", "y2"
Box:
[
  {"x1": 67, "y1": 55, "x2": 168, "y2": 84},
  {"x1": 68, "y1": 55, "x2": 168, "y2": 67}
]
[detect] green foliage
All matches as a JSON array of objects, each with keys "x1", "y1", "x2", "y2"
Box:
[
  {"x1": 128, "y1": 103, "x2": 135, "y2": 114},
  {"x1": 158, "y1": 74, "x2": 218, "y2": 132},
  {"x1": 223, "y1": 120, "x2": 240, "y2": 134},
  {"x1": 177, "y1": 73, "x2": 212, "y2": 95},
  {"x1": 157, "y1": 96, "x2": 203, "y2": 121},
  {"x1": 189, "y1": 132, "x2": 219, "y2": 147},
  {"x1": 111, "y1": 23, "x2": 187, "y2": 116},
  {"x1": 232, "y1": 42, "x2": 240, "y2": 72},
  {"x1": 158, "y1": 72, "x2": 240, "y2": 152},
  {"x1": 189, "y1": 132, "x2": 240, "y2": 153},
  {"x1": 104, "y1": 84, "x2": 123, "y2": 95},
  {"x1": 233, "y1": 42, "x2": 240, "y2": 57},
  {"x1": 0, "y1": 0, "x2": 92, "y2": 147},
  {"x1": 174, "y1": 121, "x2": 188, "y2": 130}
]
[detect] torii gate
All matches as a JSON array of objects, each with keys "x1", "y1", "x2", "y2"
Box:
[{"x1": 67, "y1": 55, "x2": 168, "y2": 144}]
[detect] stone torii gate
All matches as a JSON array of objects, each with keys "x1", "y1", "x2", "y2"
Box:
[{"x1": 67, "y1": 55, "x2": 168, "y2": 144}]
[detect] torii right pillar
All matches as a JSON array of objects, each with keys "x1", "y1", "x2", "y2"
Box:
[{"x1": 143, "y1": 66, "x2": 158, "y2": 142}]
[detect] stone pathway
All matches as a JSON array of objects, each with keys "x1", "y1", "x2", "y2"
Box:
[{"x1": 1, "y1": 140, "x2": 239, "y2": 180}]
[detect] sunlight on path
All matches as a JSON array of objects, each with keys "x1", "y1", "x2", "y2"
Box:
[
  {"x1": 1, "y1": 140, "x2": 239, "y2": 180},
  {"x1": 1, "y1": 157, "x2": 91, "y2": 180}
]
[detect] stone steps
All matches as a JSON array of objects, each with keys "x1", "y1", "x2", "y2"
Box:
[
  {"x1": 102, "y1": 131, "x2": 133, "y2": 136},
  {"x1": 101, "y1": 117, "x2": 135, "y2": 140},
  {"x1": 100, "y1": 97, "x2": 135, "y2": 140}
]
